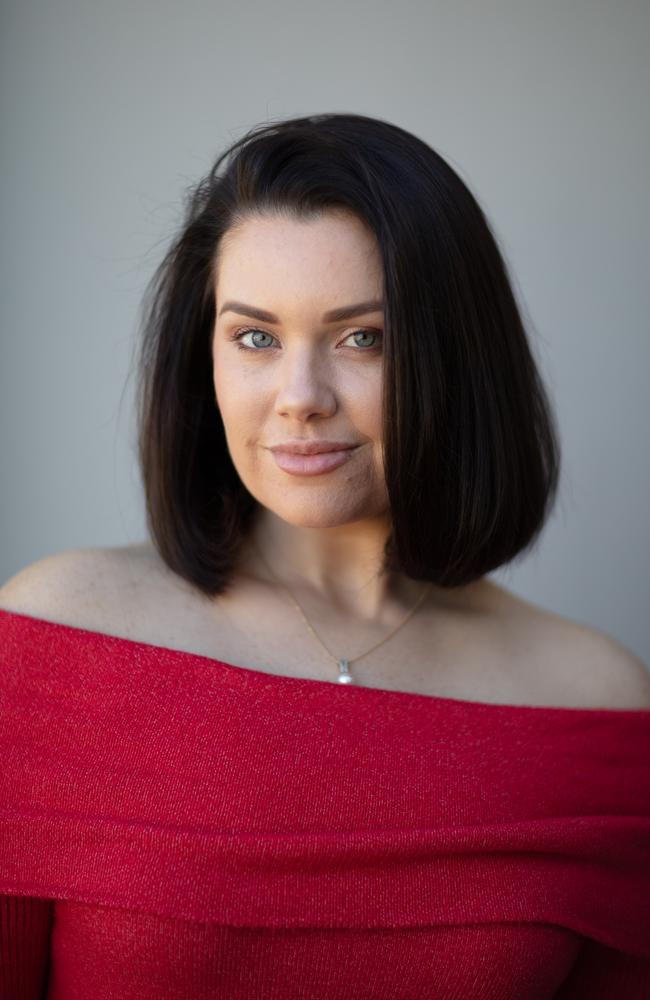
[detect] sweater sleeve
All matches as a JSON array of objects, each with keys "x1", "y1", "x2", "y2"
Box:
[
  {"x1": 0, "y1": 895, "x2": 53, "y2": 999},
  {"x1": 555, "y1": 938, "x2": 650, "y2": 998}
]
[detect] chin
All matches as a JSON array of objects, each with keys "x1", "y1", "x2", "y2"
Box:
[{"x1": 253, "y1": 491, "x2": 383, "y2": 529}]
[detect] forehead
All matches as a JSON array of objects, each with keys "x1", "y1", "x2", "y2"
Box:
[{"x1": 215, "y1": 210, "x2": 383, "y2": 301}]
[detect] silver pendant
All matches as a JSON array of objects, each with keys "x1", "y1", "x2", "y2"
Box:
[{"x1": 337, "y1": 658, "x2": 354, "y2": 684}]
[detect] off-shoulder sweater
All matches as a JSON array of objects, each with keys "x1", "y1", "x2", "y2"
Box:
[{"x1": 0, "y1": 608, "x2": 649, "y2": 998}]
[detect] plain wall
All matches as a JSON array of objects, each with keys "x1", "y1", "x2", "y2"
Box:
[{"x1": 1, "y1": 0, "x2": 648, "y2": 663}]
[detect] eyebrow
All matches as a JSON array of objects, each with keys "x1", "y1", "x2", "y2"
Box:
[{"x1": 217, "y1": 300, "x2": 384, "y2": 323}]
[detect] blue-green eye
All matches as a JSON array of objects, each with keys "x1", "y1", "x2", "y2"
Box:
[
  {"x1": 232, "y1": 327, "x2": 383, "y2": 352},
  {"x1": 234, "y1": 328, "x2": 277, "y2": 350},
  {"x1": 344, "y1": 329, "x2": 381, "y2": 349}
]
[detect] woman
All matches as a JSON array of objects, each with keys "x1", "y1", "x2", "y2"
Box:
[{"x1": 0, "y1": 112, "x2": 648, "y2": 998}]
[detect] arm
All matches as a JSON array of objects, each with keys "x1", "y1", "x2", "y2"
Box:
[
  {"x1": 0, "y1": 896, "x2": 54, "y2": 999},
  {"x1": 555, "y1": 939, "x2": 650, "y2": 998}
]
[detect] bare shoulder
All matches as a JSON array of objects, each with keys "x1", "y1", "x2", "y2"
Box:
[
  {"x1": 559, "y1": 621, "x2": 650, "y2": 710},
  {"x1": 0, "y1": 543, "x2": 158, "y2": 634},
  {"x1": 490, "y1": 582, "x2": 650, "y2": 711}
]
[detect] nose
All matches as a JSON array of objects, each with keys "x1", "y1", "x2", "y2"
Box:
[{"x1": 273, "y1": 346, "x2": 337, "y2": 422}]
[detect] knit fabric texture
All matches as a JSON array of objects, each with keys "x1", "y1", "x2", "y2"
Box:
[{"x1": 1, "y1": 607, "x2": 649, "y2": 999}]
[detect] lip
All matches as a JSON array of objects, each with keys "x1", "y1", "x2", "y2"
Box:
[
  {"x1": 268, "y1": 440, "x2": 358, "y2": 455},
  {"x1": 269, "y1": 444, "x2": 359, "y2": 477}
]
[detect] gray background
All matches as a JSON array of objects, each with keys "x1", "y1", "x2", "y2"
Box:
[{"x1": 1, "y1": 0, "x2": 648, "y2": 664}]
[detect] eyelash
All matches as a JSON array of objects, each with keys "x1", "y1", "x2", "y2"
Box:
[{"x1": 230, "y1": 327, "x2": 383, "y2": 353}]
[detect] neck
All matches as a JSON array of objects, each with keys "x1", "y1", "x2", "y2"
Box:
[{"x1": 241, "y1": 508, "x2": 424, "y2": 624}]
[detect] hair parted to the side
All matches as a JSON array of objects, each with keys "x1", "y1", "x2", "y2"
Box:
[{"x1": 135, "y1": 111, "x2": 561, "y2": 599}]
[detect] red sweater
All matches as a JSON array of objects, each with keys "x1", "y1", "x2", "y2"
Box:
[{"x1": 0, "y1": 607, "x2": 649, "y2": 999}]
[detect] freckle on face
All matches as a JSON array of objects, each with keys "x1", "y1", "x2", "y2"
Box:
[{"x1": 211, "y1": 209, "x2": 389, "y2": 528}]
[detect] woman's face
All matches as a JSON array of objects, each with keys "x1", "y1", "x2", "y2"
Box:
[{"x1": 211, "y1": 209, "x2": 389, "y2": 529}]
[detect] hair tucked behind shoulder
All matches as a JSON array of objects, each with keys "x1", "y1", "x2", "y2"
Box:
[{"x1": 134, "y1": 111, "x2": 561, "y2": 598}]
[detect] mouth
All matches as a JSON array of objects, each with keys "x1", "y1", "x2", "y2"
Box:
[{"x1": 268, "y1": 446, "x2": 359, "y2": 477}]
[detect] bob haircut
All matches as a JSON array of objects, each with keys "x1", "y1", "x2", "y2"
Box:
[{"x1": 136, "y1": 111, "x2": 561, "y2": 598}]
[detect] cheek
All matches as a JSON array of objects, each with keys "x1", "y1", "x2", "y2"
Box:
[
  {"x1": 355, "y1": 380, "x2": 383, "y2": 435},
  {"x1": 213, "y1": 355, "x2": 242, "y2": 416},
  {"x1": 213, "y1": 362, "x2": 263, "y2": 460}
]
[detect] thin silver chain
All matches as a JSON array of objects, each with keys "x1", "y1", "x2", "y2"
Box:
[{"x1": 252, "y1": 539, "x2": 431, "y2": 683}]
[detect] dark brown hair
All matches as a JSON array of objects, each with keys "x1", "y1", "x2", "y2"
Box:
[{"x1": 135, "y1": 111, "x2": 561, "y2": 598}]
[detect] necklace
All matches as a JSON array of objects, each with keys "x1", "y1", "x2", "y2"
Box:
[{"x1": 252, "y1": 540, "x2": 432, "y2": 684}]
